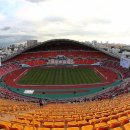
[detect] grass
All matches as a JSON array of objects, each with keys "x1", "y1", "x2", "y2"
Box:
[{"x1": 17, "y1": 67, "x2": 103, "y2": 85}]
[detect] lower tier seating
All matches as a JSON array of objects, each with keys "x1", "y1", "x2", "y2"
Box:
[
  {"x1": 102, "y1": 60, "x2": 130, "y2": 79},
  {"x1": 1, "y1": 92, "x2": 130, "y2": 130}
]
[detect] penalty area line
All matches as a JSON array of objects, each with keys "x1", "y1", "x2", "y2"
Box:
[{"x1": 14, "y1": 69, "x2": 28, "y2": 82}]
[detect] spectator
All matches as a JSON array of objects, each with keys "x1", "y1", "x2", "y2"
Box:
[{"x1": 39, "y1": 99, "x2": 44, "y2": 106}]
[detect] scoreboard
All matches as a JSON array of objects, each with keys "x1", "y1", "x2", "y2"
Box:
[{"x1": 120, "y1": 56, "x2": 130, "y2": 69}]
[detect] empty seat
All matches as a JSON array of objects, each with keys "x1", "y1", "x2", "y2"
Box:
[
  {"x1": 107, "y1": 119, "x2": 121, "y2": 128},
  {"x1": 124, "y1": 123, "x2": 130, "y2": 130},
  {"x1": 82, "y1": 125, "x2": 93, "y2": 130},
  {"x1": 67, "y1": 127, "x2": 79, "y2": 130}
]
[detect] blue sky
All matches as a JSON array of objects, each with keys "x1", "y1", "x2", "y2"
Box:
[{"x1": 0, "y1": 0, "x2": 130, "y2": 46}]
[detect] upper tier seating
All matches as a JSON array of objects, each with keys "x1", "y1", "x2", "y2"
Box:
[
  {"x1": 4, "y1": 51, "x2": 114, "y2": 63},
  {"x1": 21, "y1": 59, "x2": 47, "y2": 67},
  {"x1": 74, "y1": 58, "x2": 99, "y2": 64}
]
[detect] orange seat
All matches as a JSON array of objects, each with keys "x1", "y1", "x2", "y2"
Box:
[
  {"x1": 54, "y1": 122, "x2": 65, "y2": 128},
  {"x1": 111, "y1": 127, "x2": 123, "y2": 130},
  {"x1": 67, "y1": 121, "x2": 78, "y2": 127},
  {"x1": 118, "y1": 116, "x2": 129, "y2": 125},
  {"x1": 94, "y1": 122, "x2": 108, "y2": 129},
  {"x1": 9, "y1": 128, "x2": 22, "y2": 130},
  {"x1": 82, "y1": 125, "x2": 93, "y2": 130},
  {"x1": 89, "y1": 119, "x2": 100, "y2": 125},
  {"x1": 107, "y1": 119, "x2": 121, "y2": 128},
  {"x1": 11, "y1": 124, "x2": 23, "y2": 130},
  {"x1": 38, "y1": 128, "x2": 51, "y2": 130},
  {"x1": 95, "y1": 127, "x2": 109, "y2": 130},
  {"x1": 24, "y1": 126, "x2": 36, "y2": 130},
  {"x1": 0, "y1": 124, "x2": 9, "y2": 130},
  {"x1": 52, "y1": 128, "x2": 64, "y2": 130},
  {"x1": 124, "y1": 123, "x2": 130, "y2": 130},
  {"x1": 67, "y1": 127, "x2": 79, "y2": 130},
  {"x1": 43, "y1": 122, "x2": 54, "y2": 128},
  {"x1": 99, "y1": 117, "x2": 109, "y2": 122},
  {"x1": 77, "y1": 120, "x2": 89, "y2": 127},
  {"x1": 108, "y1": 115, "x2": 118, "y2": 120}
]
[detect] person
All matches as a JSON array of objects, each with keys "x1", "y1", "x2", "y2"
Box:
[{"x1": 39, "y1": 99, "x2": 43, "y2": 106}]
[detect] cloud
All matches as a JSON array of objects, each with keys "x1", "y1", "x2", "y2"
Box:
[
  {"x1": 90, "y1": 18, "x2": 111, "y2": 25},
  {"x1": 0, "y1": 35, "x2": 12, "y2": 39},
  {"x1": 15, "y1": 5, "x2": 45, "y2": 22},
  {"x1": 1, "y1": 26, "x2": 11, "y2": 31},
  {"x1": 1, "y1": 0, "x2": 130, "y2": 45},
  {"x1": 25, "y1": 0, "x2": 47, "y2": 3},
  {"x1": 44, "y1": 16, "x2": 65, "y2": 23},
  {"x1": 0, "y1": 35, "x2": 36, "y2": 46},
  {"x1": 46, "y1": 29, "x2": 109, "y2": 37},
  {"x1": 0, "y1": 13, "x2": 5, "y2": 22}
]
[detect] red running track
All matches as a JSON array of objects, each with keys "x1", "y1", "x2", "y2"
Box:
[{"x1": 3, "y1": 66, "x2": 118, "y2": 90}]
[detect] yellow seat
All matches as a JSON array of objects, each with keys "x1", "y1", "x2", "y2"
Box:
[
  {"x1": 124, "y1": 123, "x2": 130, "y2": 130},
  {"x1": 0, "y1": 121, "x2": 11, "y2": 128},
  {"x1": 67, "y1": 121, "x2": 78, "y2": 127},
  {"x1": 11, "y1": 124, "x2": 23, "y2": 130},
  {"x1": 78, "y1": 120, "x2": 89, "y2": 127},
  {"x1": 43, "y1": 122, "x2": 54, "y2": 128},
  {"x1": 94, "y1": 122, "x2": 108, "y2": 129},
  {"x1": 85, "y1": 116, "x2": 93, "y2": 120},
  {"x1": 108, "y1": 115, "x2": 118, "y2": 120},
  {"x1": 89, "y1": 119, "x2": 100, "y2": 125},
  {"x1": 118, "y1": 116, "x2": 129, "y2": 125},
  {"x1": 107, "y1": 119, "x2": 121, "y2": 128},
  {"x1": 38, "y1": 128, "x2": 50, "y2": 130},
  {"x1": 95, "y1": 127, "x2": 109, "y2": 130},
  {"x1": 30, "y1": 121, "x2": 40, "y2": 127},
  {"x1": 99, "y1": 117, "x2": 109, "y2": 122},
  {"x1": 95, "y1": 122, "x2": 108, "y2": 127},
  {"x1": 111, "y1": 127, "x2": 123, "y2": 130},
  {"x1": 0, "y1": 124, "x2": 9, "y2": 130},
  {"x1": 127, "y1": 114, "x2": 130, "y2": 118},
  {"x1": 67, "y1": 127, "x2": 79, "y2": 130},
  {"x1": 118, "y1": 116, "x2": 128, "y2": 121},
  {"x1": 24, "y1": 126, "x2": 36, "y2": 130},
  {"x1": 54, "y1": 122, "x2": 65, "y2": 128},
  {"x1": 9, "y1": 128, "x2": 22, "y2": 130},
  {"x1": 52, "y1": 128, "x2": 65, "y2": 130},
  {"x1": 107, "y1": 119, "x2": 119, "y2": 124},
  {"x1": 82, "y1": 125, "x2": 93, "y2": 130}
]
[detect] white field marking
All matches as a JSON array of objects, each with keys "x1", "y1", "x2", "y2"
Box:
[
  {"x1": 16, "y1": 82, "x2": 110, "y2": 87},
  {"x1": 14, "y1": 69, "x2": 28, "y2": 82},
  {"x1": 94, "y1": 68, "x2": 107, "y2": 80}
]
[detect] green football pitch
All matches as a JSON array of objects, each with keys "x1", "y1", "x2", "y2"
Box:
[{"x1": 17, "y1": 67, "x2": 104, "y2": 85}]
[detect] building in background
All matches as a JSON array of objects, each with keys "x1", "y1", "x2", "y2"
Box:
[{"x1": 26, "y1": 40, "x2": 38, "y2": 48}]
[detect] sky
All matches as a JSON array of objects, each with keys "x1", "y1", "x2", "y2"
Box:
[{"x1": 0, "y1": 0, "x2": 130, "y2": 46}]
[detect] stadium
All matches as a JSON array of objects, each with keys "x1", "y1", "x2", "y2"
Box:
[{"x1": 0, "y1": 39, "x2": 130, "y2": 130}]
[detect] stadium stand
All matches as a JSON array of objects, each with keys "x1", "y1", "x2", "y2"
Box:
[
  {"x1": 102, "y1": 60, "x2": 130, "y2": 79},
  {"x1": 21, "y1": 59, "x2": 46, "y2": 67},
  {"x1": 4, "y1": 51, "x2": 112, "y2": 63},
  {"x1": 1, "y1": 39, "x2": 130, "y2": 130},
  {"x1": 1, "y1": 91, "x2": 130, "y2": 130},
  {"x1": 0, "y1": 63, "x2": 21, "y2": 78}
]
